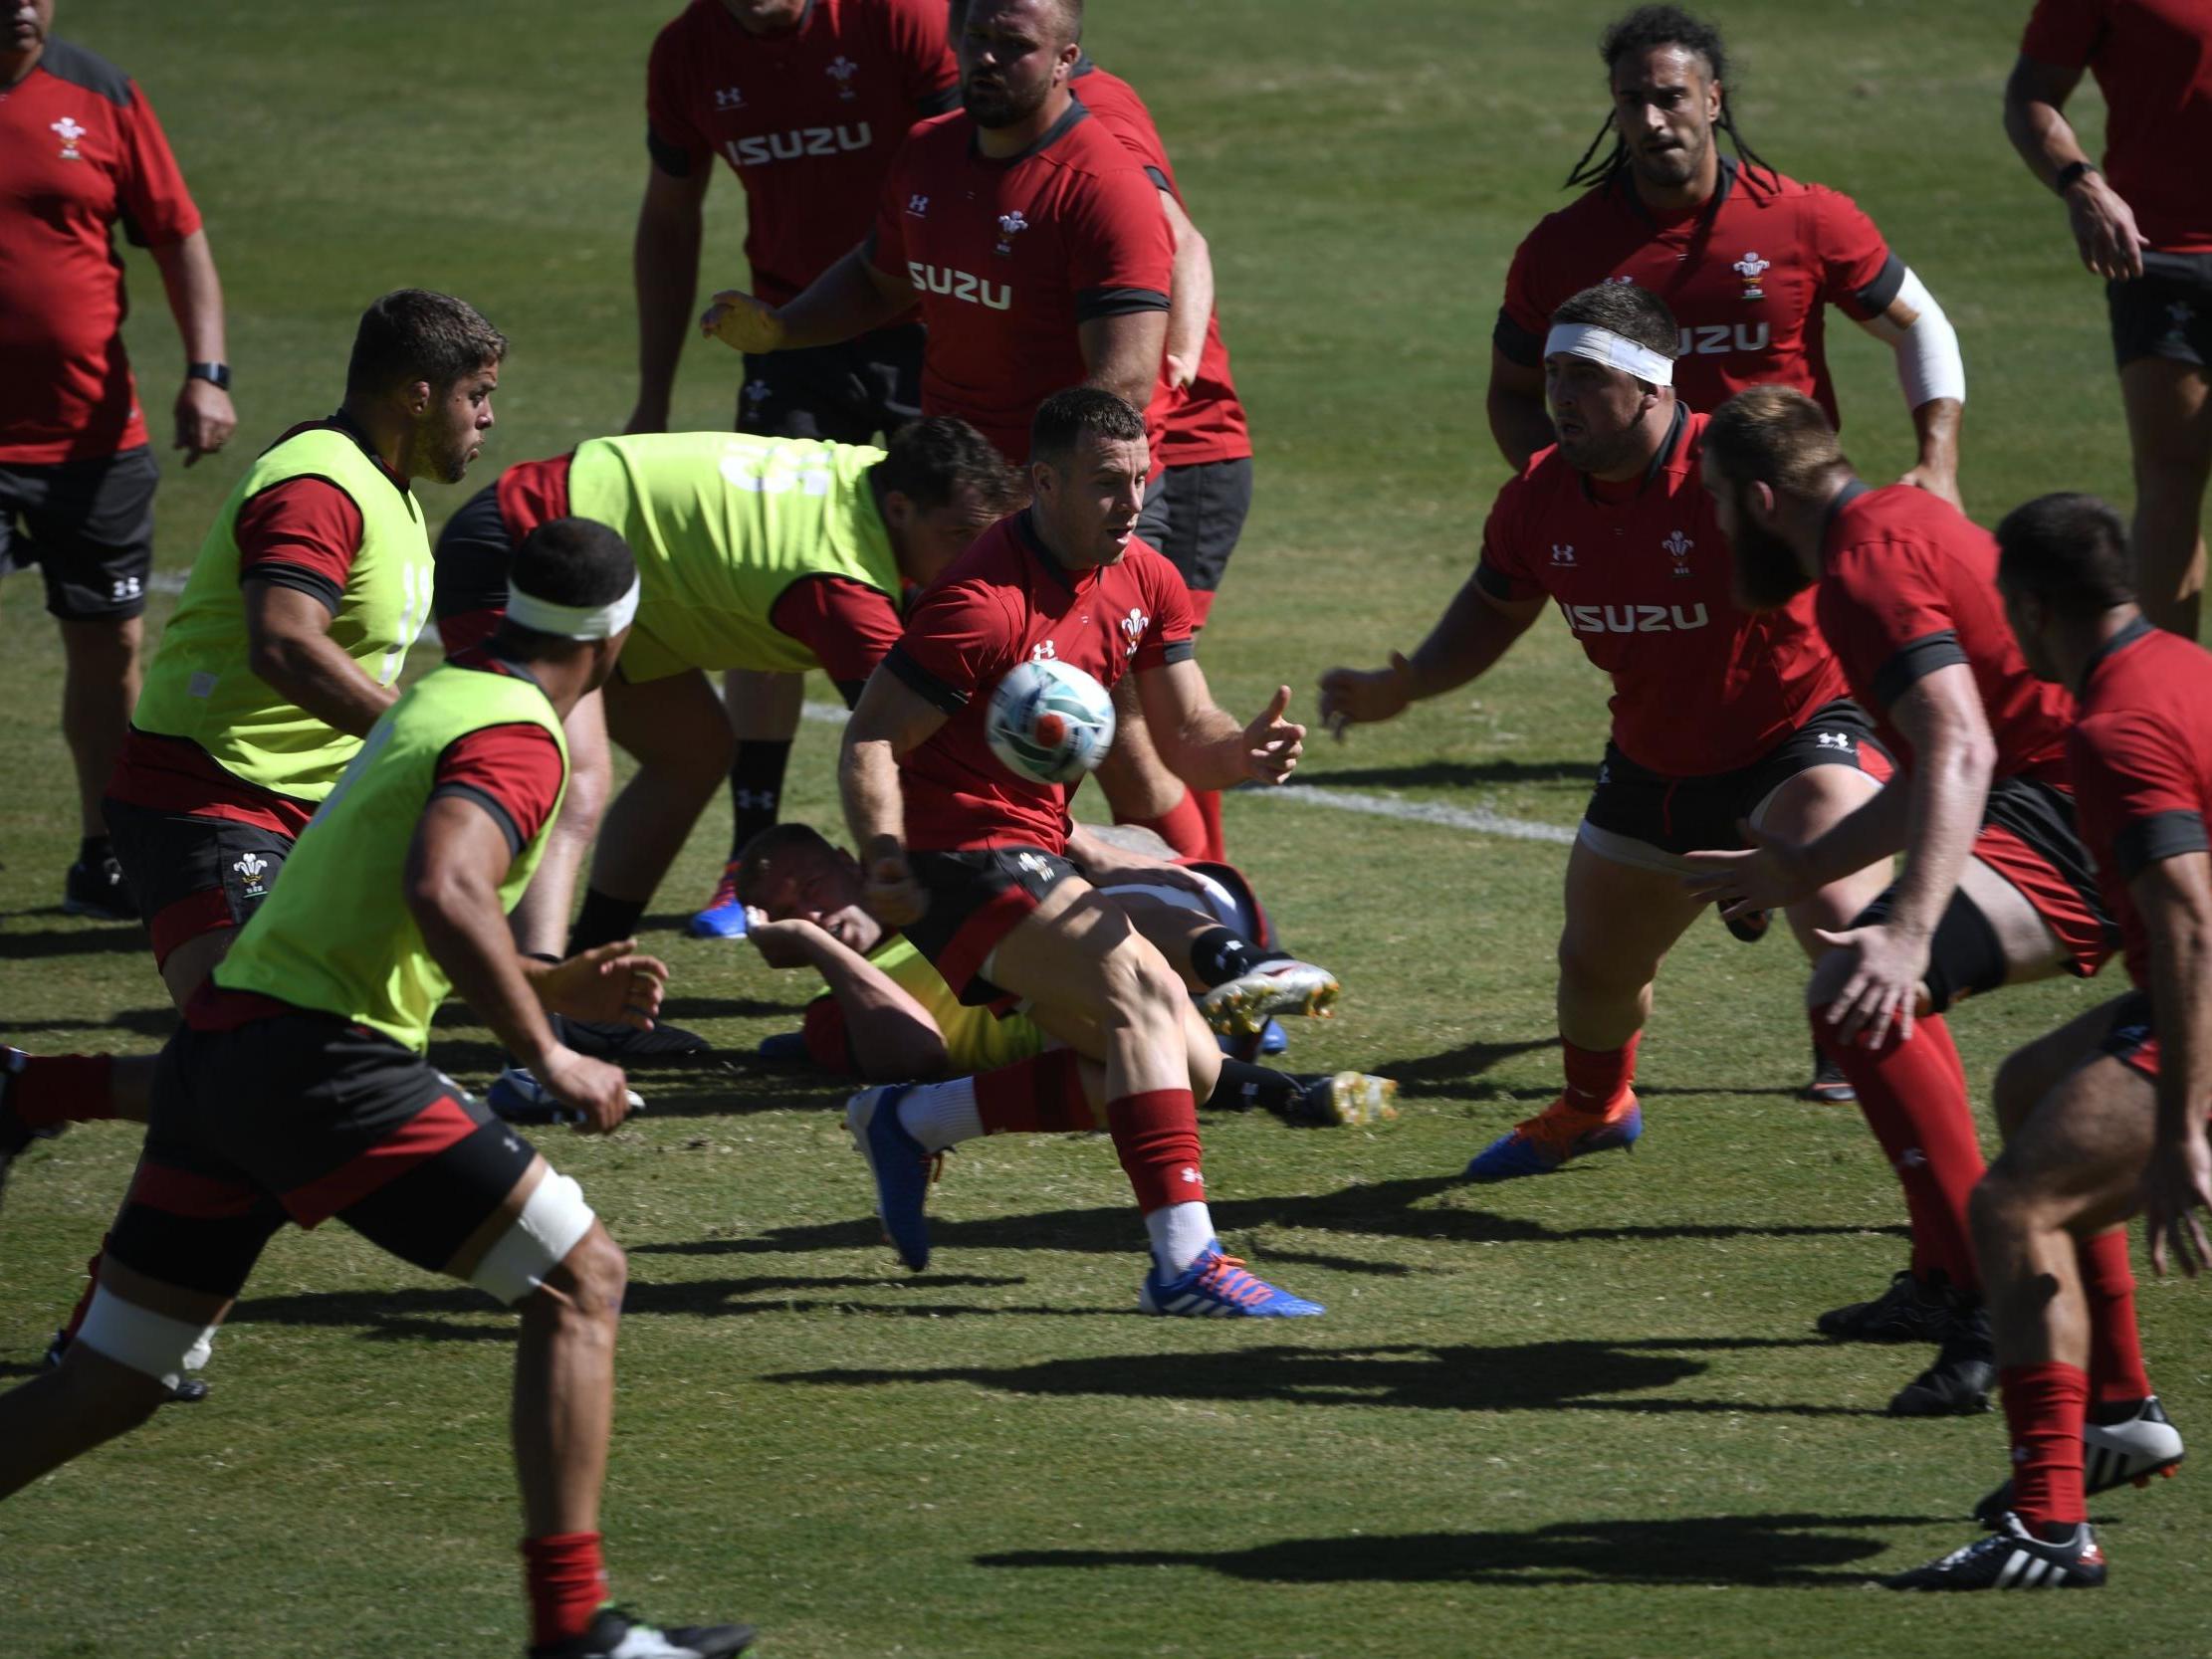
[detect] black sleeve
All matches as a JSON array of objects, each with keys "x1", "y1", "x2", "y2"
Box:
[
  {"x1": 916, "y1": 86, "x2": 960, "y2": 116},
  {"x1": 1849, "y1": 253, "x2": 1908, "y2": 319},
  {"x1": 427, "y1": 783, "x2": 525, "y2": 856},
  {"x1": 646, "y1": 125, "x2": 693, "y2": 178},
  {"x1": 1143, "y1": 165, "x2": 1172, "y2": 192},
  {"x1": 1074, "y1": 286, "x2": 1172, "y2": 321},
  {"x1": 240, "y1": 563, "x2": 342, "y2": 616},
  {"x1": 1492, "y1": 308, "x2": 1543, "y2": 367},
  {"x1": 2115, "y1": 810, "x2": 2212, "y2": 883},
  {"x1": 883, "y1": 643, "x2": 970, "y2": 715},
  {"x1": 1871, "y1": 629, "x2": 1969, "y2": 711},
  {"x1": 1472, "y1": 560, "x2": 1518, "y2": 601},
  {"x1": 835, "y1": 677, "x2": 869, "y2": 711},
  {"x1": 1160, "y1": 639, "x2": 1196, "y2": 666}
]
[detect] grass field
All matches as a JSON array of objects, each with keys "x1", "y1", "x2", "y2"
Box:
[{"x1": 5, "y1": 2, "x2": 2211, "y2": 1655}]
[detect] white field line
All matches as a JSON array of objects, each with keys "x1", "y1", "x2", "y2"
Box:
[{"x1": 799, "y1": 701, "x2": 1575, "y2": 848}]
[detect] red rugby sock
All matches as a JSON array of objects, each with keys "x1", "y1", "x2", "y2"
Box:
[
  {"x1": 1560, "y1": 1033, "x2": 1639, "y2": 1112},
  {"x1": 1191, "y1": 787, "x2": 1226, "y2": 863},
  {"x1": 2079, "y1": 1229, "x2": 2153, "y2": 1408},
  {"x1": 1120, "y1": 788, "x2": 1209, "y2": 861},
  {"x1": 1999, "y1": 1361, "x2": 2091, "y2": 1529},
  {"x1": 1815, "y1": 1009, "x2": 1985, "y2": 1293},
  {"x1": 8, "y1": 1053, "x2": 119, "y2": 1131},
  {"x1": 1107, "y1": 1088, "x2": 1205, "y2": 1212},
  {"x1": 976, "y1": 1051, "x2": 1097, "y2": 1134},
  {"x1": 521, "y1": 1532, "x2": 607, "y2": 1649}
]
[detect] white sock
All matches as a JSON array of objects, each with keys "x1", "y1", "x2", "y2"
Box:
[
  {"x1": 894, "y1": 1077, "x2": 983, "y2": 1152},
  {"x1": 1145, "y1": 1200, "x2": 1217, "y2": 1276}
]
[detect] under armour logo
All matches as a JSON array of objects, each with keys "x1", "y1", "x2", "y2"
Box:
[
  {"x1": 1550, "y1": 543, "x2": 1576, "y2": 565},
  {"x1": 1179, "y1": 1166, "x2": 1201, "y2": 1183},
  {"x1": 713, "y1": 86, "x2": 745, "y2": 109},
  {"x1": 906, "y1": 194, "x2": 930, "y2": 217},
  {"x1": 734, "y1": 788, "x2": 776, "y2": 810},
  {"x1": 1015, "y1": 851, "x2": 1056, "y2": 881},
  {"x1": 1816, "y1": 731, "x2": 1852, "y2": 750},
  {"x1": 1896, "y1": 1147, "x2": 1928, "y2": 1170},
  {"x1": 1029, "y1": 639, "x2": 1057, "y2": 661}
]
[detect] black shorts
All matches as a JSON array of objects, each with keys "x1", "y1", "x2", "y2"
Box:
[
  {"x1": 1132, "y1": 455, "x2": 1254, "y2": 605},
  {"x1": 0, "y1": 445, "x2": 157, "y2": 620},
  {"x1": 103, "y1": 794, "x2": 297, "y2": 968},
  {"x1": 431, "y1": 480, "x2": 514, "y2": 655},
  {"x1": 1580, "y1": 698, "x2": 1887, "y2": 866},
  {"x1": 902, "y1": 845, "x2": 1080, "y2": 1005},
  {"x1": 2107, "y1": 251, "x2": 2212, "y2": 371},
  {"x1": 2099, "y1": 989, "x2": 2160, "y2": 1082},
  {"x1": 107, "y1": 1010, "x2": 538, "y2": 1300},
  {"x1": 739, "y1": 323, "x2": 925, "y2": 445}
]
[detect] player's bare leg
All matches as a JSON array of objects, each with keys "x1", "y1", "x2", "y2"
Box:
[
  {"x1": 58, "y1": 613, "x2": 142, "y2": 919},
  {"x1": 574, "y1": 669, "x2": 735, "y2": 949},
  {"x1": 1102, "y1": 884, "x2": 1340, "y2": 1035},
  {"x1": 694, "y1": 669, "x2": 807, "y2": 938},
  {"x1": 2119, "y1": 355, "x2": 2212, "y2": 639},
  {"x1": 510, "y1": 690, "x2": 613, "y2": 961},
  {"x1": 1095, "y1": 679, "x2": 1212, "y2": 859}
]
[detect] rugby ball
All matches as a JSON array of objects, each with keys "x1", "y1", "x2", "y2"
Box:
[{"x1": 986, "y1": 658, "x2": 1117, "y2": 784}]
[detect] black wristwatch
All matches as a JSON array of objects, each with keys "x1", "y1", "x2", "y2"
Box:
[
  {"x1": 2054, "y1": 160, "x2": 2099, "y2": 194},
  {"x1": 186, "y1": 361, "x2": 232, "y2": 390}
]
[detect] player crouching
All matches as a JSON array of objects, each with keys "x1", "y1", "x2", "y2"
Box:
[{"x1": 835, "y1": 387, "x2": 1321, "y2": 1316}]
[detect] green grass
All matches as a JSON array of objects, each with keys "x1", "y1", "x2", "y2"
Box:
[{"x1": 4, "y1": 2, "x2": 2210, "y2": 1655}]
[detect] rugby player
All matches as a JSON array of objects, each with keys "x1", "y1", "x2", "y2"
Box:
[
  {"x1": 1490, "y1": 6, "x2": 1964, "y2": 497},
  {"x1": 0, "y1": 519, "x2": 759, "y2": 1659},
  {"x1": 629, "y1": 0, "x2": 959, "y2": 935},
  {"x1": 1320, "y1": 284, "x2": 1889, "y2": 1184},
  {"x1": 1691, "y1": 388, "x2": 2117, "y2": 1418},
  {"x1": 835, "y1": 386, "x2": 1319, "y2": 1314},
  {"x1": 2005, "y1": 0, "x2": 2212, "y2": 639},
  {"x1": 1882, "y1": 495, "x2": 2193, "y2": 1592}
]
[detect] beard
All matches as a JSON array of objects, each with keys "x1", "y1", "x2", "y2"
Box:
[
  {"x1": 962, "y1": 72, "x2": 1049, "y2": 129},
  {"x1": 1730, "y1": 516, "x2": 1813, "y2": 611}
]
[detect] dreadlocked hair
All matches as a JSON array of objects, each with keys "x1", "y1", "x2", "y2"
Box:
[{"x1": 1563, "y1": 5, "x2": 1776, "y2": 192}]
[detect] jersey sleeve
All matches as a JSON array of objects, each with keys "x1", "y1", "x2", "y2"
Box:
[
  {"x1": 883, "y1": 0, "x2": 960, "y2": 113},
  {"x1": 429, "y1": 723, "x2": 567, "y2": 855},
  {"x1": 2020, "y1": 0, "x2": 2105, "y2": 67},
  {"x1": 1065, "y1": 158, "x2": 1173, "y2": 322},
  {"x1": 1494, "y1": 229, "x2": 1551, "y2": 367},
  {"x1": 769, "y1": 575, "x2": 907, "y2": 704},
  {"x1": 113, "y1": 85, "x2": 201, "y2": 249},
  {"x1": 882, "y1": 577, "x2": 1019, "y2": 713},
  {"x1": 234, "y1": 478, "x2": 366, "y2": 613},
  {"x1": 1820, "y1": 540, "x2": 1967, "y2": 711},
  {"x1": 2071, "y1": 713, "x2": 2212, "y2": 884},
  {"x1": 1471, "y1": 475, "x2": 1547, "y2": 602},
  {"x1": 1809, "y1": 185, "x2": 1902, "y2": 321},
  {"x1": 1130, "y1": 552, "x2": 1197, "y2": 670},
  {"x1": 645, "y1": 20, "x2": 709, "y2": 178}
]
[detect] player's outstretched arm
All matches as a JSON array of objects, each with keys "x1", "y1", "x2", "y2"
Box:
[
  {"x1": 1134, "y1": 660, "x2": 1303, "y2": 791},
  {"x1": 2136, "y1": 849, "x2": 2212, "y2": 1276},
  {"x1": 749, "y1": 911, "x2": 950, "y2": 1082},
  {"x1": 1317, "y1": 575, "x2": 1544, "y2": 738},
  {"x1": 628, "y1": 160, "x2": 712, "y2": 433},
  {"x1": 839, "y1": 666, "x2": 950, "y2": 926},
  {"x1": 703, "y1": 244, "x2": 916, "y2": 354},
  {"x1": 243, "y1": 580, "x2": 400, "y2": 738},
  {"x1": 2003, "y1": 55, "x2": 2147, "y2": 281}
]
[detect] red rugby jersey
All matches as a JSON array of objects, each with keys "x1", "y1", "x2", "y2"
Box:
[
  {"x1": 2070, "y1": 619, "x2": 2212, "y2": 991},
  {"x1": 645, "y1": 0, "x2": 958, "y2": 307},
  {"x1": 0, "y1": 39, "x2": 202, "y2": 463},
  {"x1": 868, "y1": 104, "x2": 1174, "y2": 464},
  {"x1": 2022, "y1": 0, "x2": 2212, "y2": 253},
  {"x1": 1475, "y1": 408, "x2": 1844, "y2": 776},
  {"x1": 1816, "y1": 482, "x2": 2075, "y2": 784},
  {"x1": 1069, "y1": 57, "x2": 1251, "y2": 469},
  {"x1": 1497, "y1": 162, "x2": 1898, "y2": 426},
  {"x1": 883, "y1": 510, "x2": 1195, "y2": 853}
]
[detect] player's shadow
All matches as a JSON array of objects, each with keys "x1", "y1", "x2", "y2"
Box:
[
  {"x1": 767, "y1": 1335, "x2": 1872, "y2": 1419},
  {"x1": 0, "y1": 919, "x2": 149, "y2": 956},
  {"x1": 1295, "y1": 758, "x2": 1595, "y2": 791},
  {"x1": 3, "y1": 1006, "x2": 176, "y2": 1039},
  {"x1": 1377, "y1": 1034, "x2": 1802, "y2": 1102},
  {"x1": 977, "y1": 1511, "x2": 1934, "y2": 1588}
]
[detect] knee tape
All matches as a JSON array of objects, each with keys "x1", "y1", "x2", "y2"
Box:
[
  {"x1": 76, "y1": 1287, "x2": 217, "y2": 1393},
  {"x1": 471, "y1": 1171, "x2": 596, "y2": 1306}
]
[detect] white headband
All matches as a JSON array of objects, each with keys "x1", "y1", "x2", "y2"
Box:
[
  {"x1": 505, "y1": 574, "x2": 640, "y2": 640},
  {"x1": 1545, "y1": 322, "x2": 1674, "y2": 387}
]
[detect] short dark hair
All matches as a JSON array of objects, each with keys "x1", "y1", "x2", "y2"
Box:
[
  {"x1": 1995, "y1": 493, "x2": 2136, "y2": 612},
  {"x1": 733, "y1": 821, "x2": 841, "y2": 908},
  {"x1": 1029, "y1": 386, "x2": 1145, "y2": 468},
  {"x1": 1704, "y1": 384, "x2": 1853, "y2": 496},
  {"x1": 497, "y1": 518, "x2": 636, "y2": 655},
  {"x1": 875, "y1": 416, "x2": 1027, "y2": 518},
  {"x1": 345, "y1": 289, "x2": 508, "y2": 398},
  {"x1": 1551, "y1": 282, "x2": 1682, "y2": 365}
]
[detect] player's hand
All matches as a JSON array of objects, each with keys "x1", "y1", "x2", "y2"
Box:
[
  {"x1": 1164, "y1": 351, "x2": 1197, "y2": 391},
  {"x1": 2142, "y1": 1133, "x2": 2212, "y2": 1278},
  {"x1": 701, "y1": 290, "x2": 786, "y2": 353},
  {"x1": 1898, "y1": 461, "x2": 1962, "y2": 511},
  {"x1": 1240, "y1": 685, "x2": 1303, "y2": 785},
  {"x1": 1681, "y1": 819, "x2": 1823, "y2": 919},
  {"x1": 537, "y1": 1044, "x2": 638, "y2": 1137},
  {"x1": 862, "y1": 844, "x2": 926, "y2": 928},
  {"x1": 1317, "y1": 655, "x2": 1414, "y2": 738},
  {"x1": 174, "y1": 377, "x2": 236, "y2": 468},
  {"x1": 1811, "y1": 922, "x2": 1930, "y2": 1048},
  {"x1": 2065, "y1": 173, "x2": 2147, "y2": 282},
  {"x1": 1072, "y1": 837, "x2": 1211, "y2": 892},
  {"x1": 533, "y1": 938, "x2": 670, "y2": 1030},
  {"x1": 744, "y1": 909, "x2": 827, "y2": 969}
]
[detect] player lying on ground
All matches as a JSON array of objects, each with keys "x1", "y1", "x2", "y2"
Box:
[
  {"x1": 1690, "y1": 388, "x2": 2118, "y2": 1419},
  {"x1": 1884, "y1": 496, "x2": 2197, "y2": 1592},
  {"x1": 730, "y1": 820, "x2": 1393, "y2": 1129},
  {"x1": 1319, "y1": 281, "x2": 1891, "y2": 1181},
  {"x1": 836, "y1": 386, "x2": 1321, "y2": 1316},
  {"x1": 0, "y1": 519, "x2": 758, "y2": 1659}
]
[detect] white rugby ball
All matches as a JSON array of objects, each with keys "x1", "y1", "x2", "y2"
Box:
[{"x1": 986, "y1": 657, "x2": 1117, "y2": 784}]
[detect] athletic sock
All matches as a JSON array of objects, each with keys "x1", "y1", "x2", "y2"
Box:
[
  {"x1": 6, "y1": 1052, "x2": 119, "y2": 1131},
  {"x1": 1813, "y1": 1008, "x2": 1985, "y2": 1293},
  {"x1": 567, "y1": 890, "x2": 647, "y2": 956},
  {"x1": 1107, "y1": 1087, "x2": 1206, "y2": 1215},
  {"x1": 59, "y1": 1235, "x2": 108, "y2": 1345},
  {"x1": 521, "y1": 1532, "x2": 608, "y2": 1651},
  {"x1": 726, "y1": 738, "x2": 793, "y2": 863},
  {"x1": 1145, "y1": 1199, "x2": 1217, "y2": 1276},
  {"x1": 1191, "y1": 787, "x2": 1226, "y2": 863},
  {"x1": 1999, "y1": 1360, "x2": 2091, "y2": 1530},
  {"x1": 1120, "y1": 788, "x2": 1209, "y2": 861},
  {"x1": 1560, "y1": 1033, "x2": 1639, "y2": 1112},
  {"x1": 2079, "y1": 1228, "x2": 2153, "y2": 1408},
  {"x1": 1203, "y1": 1058, "x2": 1301, "y2": 1116},
  {"x1": 973, "y1": 1050, "x2": 1096, "y2": 1134},
  {"x1": 895, "y1": 1077, "x2": 983, "y2": 1152},
  {"x1": 1187, "y1": 927, "x2": 1287, "y2": 989},
  {"x1": 77, "y1": 834, "x2": 112, "y2": 868}
]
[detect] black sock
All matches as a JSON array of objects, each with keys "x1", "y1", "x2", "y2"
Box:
[
  {"x1": 78, "y1": 834, "x2": 112, "y2": 867},
  {"x1": 568, "y1": 889, "x2": 648, "y2": 955},
  {"x1": 1190, "y1": 926, "x2": 1285, "y2": 988},
  {"x1": 1204, "y1": 1058, "x2": 1303, "y2": 1116},
  {"x1": 727, "y1": 738, "x2": 793, "y2": 863}
]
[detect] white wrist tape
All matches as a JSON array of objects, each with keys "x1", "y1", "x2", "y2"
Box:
[
  {"x1": 471, "y1": 1170, "x2": 597, "y2": 1305},
  {"x1": 77, "y1": 1287, "x2": 218, "y2": 1393},
  {"x1": 505, "y1": 575, "x2": 640, "y2": 640},
  {"x1": 1857, "y1": 266, "x2": 1966, "y2": 409},
  {"x1": 1544, "y1": 322, "x2": 1675, "y2": 387}
]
